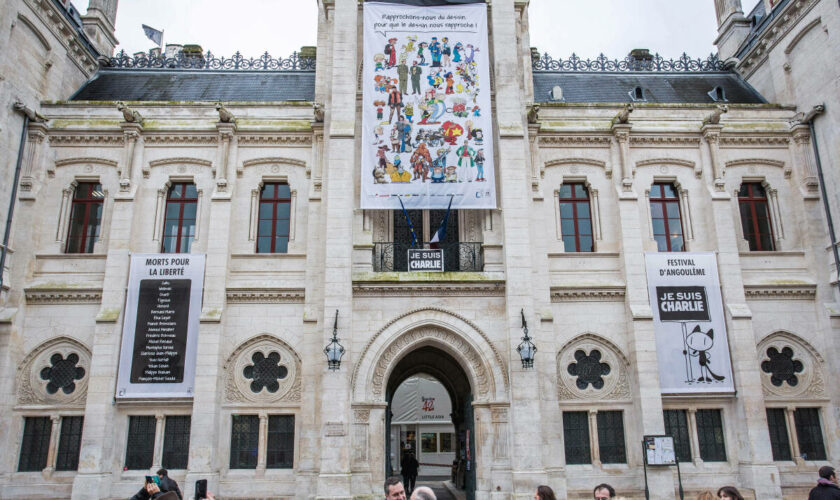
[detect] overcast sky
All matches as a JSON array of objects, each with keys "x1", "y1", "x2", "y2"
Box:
[{"x1": 72, "y1": 0, "x2": 760, "y2": 60}]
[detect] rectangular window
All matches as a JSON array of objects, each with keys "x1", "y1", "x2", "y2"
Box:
[
  {"x1": 663, "y1": 410, "x2": 692, "y2": 463},
  {"x1": 162, "y1": 416, "x2": 191, "y2": 470},
  {"x1": 256, "y1": 183, "x2": 291, "y2": 254},
  {"x1": 695, "y1": 409, "x2": 726, "y2": 462},
  {"x1": 230, "y1": 415, "x2": 259, "y2": 469},
  {"x1": 794, "y1": 408, "x2": 826, "y2": 460},
  {"x1": 389, "y1": 209, "x2": 464, "y2": 272},
  {"x1": 428, "y1": 208, "x2": 461, "y2": 270},
  {"x1": 738, "y1": 183, "x2": 775, "y2": 251},
  {"x1": 596, "y1": 411, "x2": 626, "y2": 464},
  {"x1": 18, "y1": 417, "x2": 51, "y2": 472},
  {"x1": 125, "y1": 416, "x2": 156, "y2": 470},
  {"x1": 162, "y1": 183, "x2": 197, "y2": 254},
  {"x1": 765, "y1": 408, "x2": 792, "y2": 461},
  {"x1": 421, "y1": 433, "x2": 438, "y2": 453},
  {"x1": 439, "y1": 433, "x2": 453, "y2": 453},
  {"x1": 65, "y1": 182, "x2": 104, "y2": 254},
  {"x1": 559, "y1": 183, "x2": 594, "y2": 252},
  {"x1": 55, "y1": 416, "x2": 84, "y2": 471},
  {"x1": 563, "y1": 411, "x2": 591, "y2": 465},
  {"x1": 266, "y1": 415, "x2": 294, "y2": 469},
  {"x1": 649, "y1": 183, "x2": 684, "y2": 252}
]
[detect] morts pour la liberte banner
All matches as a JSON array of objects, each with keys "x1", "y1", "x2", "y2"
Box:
[
  {"x1": 361, "y1": 0, "x2": 496, "y2": 210},
  {"x1": 645, "y1": 253, "x2": 735, "y2": 394},
  {"x1": 116, "y1": 254, "x2": 205, "y2": 399}
]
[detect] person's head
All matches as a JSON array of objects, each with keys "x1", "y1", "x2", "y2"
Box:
[
  {"x1": 819, "y1": 465, "x2": 837, "y2": 482},
  {"x1": 696, "y1": 492, "x2": 714, "y2": 500},
  {"x1": 716, "y1": 486, "x2": 744, "y2": 500},
  {"x1": 535, "y1": 485, "x2": 556, "y2": 500},
  {"x1": 384, "y1": 476, "x2": 406, "y2": 500},
  {"x1": 593, "y1": 484, "x2": 615, "y2": 500},
  {"x1": 156, "y1": 468, "x2": 168, "y2": 478},
  {"x1": 410, "y1": 486, "x2": 436, "y2": 500}
]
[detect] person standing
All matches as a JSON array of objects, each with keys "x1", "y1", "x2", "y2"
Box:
[
  {"x1": 716, "y1": 486, "x2": 744, "y2": 500},
  {"x1": 385, "y1": 476, "x2": 407, "y2": 500},
  {"x1": 156, "y1": 469, "x2": 182, "y2": 500},
  {"x1": 593, "y1": 483, "x2": 615, "y2": 500},
  {"x1": 809, "y1": 466, "x2": 840, "y2": 499},
  {"x1": 410, "y1": 486, "x2": 436, "y2": 500},
  {"x1": 535, "y1": 485, "x2": 556, "y2": 500},
  {"x1": 410, "y1": 62, "x2": 423, "y2": 95},
  {"x1": 401, "y1": 452, "x2": 419, "y2": 496},
  {"x1": 388, "y1": 87, "x2": 403, "y2": 123},
  {"x1": 397, "y1": 59, "x2": 409, "y2": 95}
]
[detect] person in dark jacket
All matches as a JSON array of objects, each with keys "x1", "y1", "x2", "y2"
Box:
[
  {"x1": 809, "y1": 465, "x2": 840, "y2": 500},
  {"x1": 156, "y1": 469, "x2": 182, "y2": 500},
  {"x1": 401, "y1": 452, "x2": 419, "y2": 495}
]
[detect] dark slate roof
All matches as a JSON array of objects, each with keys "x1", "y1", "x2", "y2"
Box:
[
  {"x1": 736, "y1": 0, "x2": 784, "y2": 59},
  {"x1": 70, "y1": 69, "x2": 315, "y2": 101},
  {"x1": 532, "y1": 72, "x2": 766, "y2": 104}
]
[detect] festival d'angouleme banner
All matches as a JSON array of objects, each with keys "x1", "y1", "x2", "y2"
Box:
[
  {"x1": 645, "y1": 253, "x2": 735, "y2": 394},
  {"x1": 362, "y1": 1, "x2": 495, "y2": 210}
]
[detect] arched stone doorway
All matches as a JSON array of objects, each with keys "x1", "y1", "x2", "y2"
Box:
[{"x1": 385, "y1": 346, "x2": 475, "y2": 499}]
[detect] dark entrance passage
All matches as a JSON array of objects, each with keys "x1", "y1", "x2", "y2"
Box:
[{"x1": 385, "y1": 346, "x2": 476, "y2": 500}]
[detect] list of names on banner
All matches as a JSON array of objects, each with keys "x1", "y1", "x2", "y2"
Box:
[{"x1": 131, "y1": 278, "x2": 190, "y2": 384}]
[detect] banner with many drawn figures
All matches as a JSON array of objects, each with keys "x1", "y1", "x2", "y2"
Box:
[
  {"x1": 116, "y1": 254, "x2": 205, "y2": 399},
  {"x1": 362, "y1": 1, "x2": 495, "y2": 210},
  {"x1": 645, "y1": 253, "x2": 735, "y2": 394}
]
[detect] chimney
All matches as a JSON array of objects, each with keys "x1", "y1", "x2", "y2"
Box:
[
  {"x1": 81, "y1": 0, "x2": 119, "y2": 56},
  {"x1": 713, "y1": 0, "x2": 751, "y2": 61},
  {"x1": 628, "y1": 48, "x2": 654, "y2": 69}
]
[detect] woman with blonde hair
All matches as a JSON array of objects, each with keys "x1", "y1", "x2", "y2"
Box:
[{"x1": 696, "y1": 492, "x2": 715, "y2": 500}]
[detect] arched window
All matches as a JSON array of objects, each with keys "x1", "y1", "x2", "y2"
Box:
[
  {"x1": 162, "y1": 183, "x2": 197, "y2": 253},
  {"x1": 559, "y1": 183, "x2": 593, "y2": 252},
  {"x1": 738, "y1": 182, "x2": 775, "y2": 251},
  {"x1": 649, "y1": 183, "x2": 684, "y2": 252},
  {"x1": 257, "y1": 183, "x2": 291, "y2": 253},
  {"x1": 65, "y1": 182, "x2": 104, "y2": 254}
]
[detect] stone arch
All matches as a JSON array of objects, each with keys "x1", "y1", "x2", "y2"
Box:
[
  {"x1": 636, "y1": 157, "x2": 700, "y2": 178},
  {"x1": 757, "y1": 330, "x2": 825, "y2": 400},
  {"x1": 17, "y1": 336, "x2": 91, "y2": 407},
  {"x1": 556, "y1": 333, "x2": 631, "y2": 402},
  {"x1": 223, "y1": 334, "x2": 302, "y2": 405},
  {"x1": 351, "y1": 307, "x2": 508, "y2": 403}
]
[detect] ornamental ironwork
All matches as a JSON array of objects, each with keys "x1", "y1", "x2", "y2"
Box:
[
  {"x1": 40, "y1": 353, "x2": 86, "y2": 395},
  {"x1": 761, "y1": 346, "x2": 803, "y2": 387},
  {"x1": 532, "y1": 52, "x2": 727, "y2": 72},
  {"x1": 243, "y1": 351, "x2": 288, "y2": 393},
  {"x1": 106, "y1": 50, "x2": 316, "y2": 71},
  {"x1": 567, "y1": 349, "x2": 610, "y2": 390}
]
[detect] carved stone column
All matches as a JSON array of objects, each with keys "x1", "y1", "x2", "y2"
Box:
[
  {"x1": 791, "y1": 124, "x2": 819, "y2": 193},
  {"x1": 612, "y1": 123, "x2": 632, "y2": 190},
  {"x1": 702, "y1": 124, "x2": 725, "y2": 191},
  {"x1": 44, "y1": 415, "x2": 62, "y2": 474},
  {"x1": 215, "y1": 122, "x2": 236, "y2": 193},
  {"x1": 152, "y1": 413, "x2": 165, "y2": 470},
  {"x1": 120, "y1": 123, "x2": 143, "y2": 191},
  {"x1": 18, "y1": 122, "x2": 48, "y2": 199}
]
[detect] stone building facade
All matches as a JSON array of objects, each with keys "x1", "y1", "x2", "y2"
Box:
[{"x1": 0, "y1": 1, "x2": 838, "y2": 500}]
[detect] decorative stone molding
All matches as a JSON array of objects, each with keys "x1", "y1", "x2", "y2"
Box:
[
  {"x1": 224, "y1": 334, "x2": 302, "y2": 405},
  {"x1": 538, "y1": 136, "x2": 612, "y2": 147},
  {"x1": 636, "y1": 157, "x2": 700, "y2": 177},
  {"x1": 550, "y1": 286, "x2": 625, "y2": 302},
  {"x1": 545, "y1": 157, "x2": 610, "y2": 178},
  {"x1": 352, "y1": 282, "x2": 505, "y2": 297},
  {"x1": 238, "y1": 135, "x2": 313, "y2": 146},
  {"x1": 556, "y1": 333, "x2": 631, "y2": 402},
  {"x1": 629, "y1": 136, "x2": 701, "y2": 147},
  {"x1": 52, "y1": 158, "x2": 118, "y2": 178},
  {"x1": 738, "y1": 0, "x2": 820, "y2": 76},
  {"x1": 743, "y1": 284, "x2": 816, "y2": 300},
  {"x1": 49, "y1": 135, "x2": 124, "y2": 147},
  {"x1": 24, "y1": 287, "x2": 102, "y2": 304},
  {"x1": 242, "y1": 157, "x2": 307, "y2": 169},
  {"x1": 23, "y1": 0, "x2": 98, "y2": 74},
  {"x1": 17, "y1": 337, "x2": 91, "y2": 407},
  {"x1": 719, "y1": 136, "x2": 790, "y2": 147},
  {"x1": 148, "y1": 157, "x2": 213, "y2": 169},
  {"x1": 353, "y1": 408, "x2": 371, "y2": 424},
  {"x1": 725, "y1": 158, "x2": 789, "y2": 178},
  {"x1": 225, "y1": 288, "x2": 306, "y2": 303},
  {"x1": 757, "y1": 331, "x2": 825, "y2": 400},
  {"x1": 144, "y1": 135, "x2": 218, "y2": 145}
]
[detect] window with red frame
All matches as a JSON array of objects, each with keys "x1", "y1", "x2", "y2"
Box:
[
  {"x1": 257, "y1": 183, "x2": 291, "y2": 253},
  {"x1": 738, "y1": 183, "x2": 775, "y2": 251},
  {"x1": 65, "y1": 182, "x2": 104, "y2": 254},
  {"x1": 162, "y1": 183, "x2": 197, "y2": 253},
  {"x1": 558, "y1": 183, "x2": 593, "y2": 252},
  {"x1": 649, "y1": 183, "x2": 684, "y2": 252}
]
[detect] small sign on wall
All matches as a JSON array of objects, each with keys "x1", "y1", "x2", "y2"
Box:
[{"x1": 408, "y1": 248, "x2": 444, "y2": 272}]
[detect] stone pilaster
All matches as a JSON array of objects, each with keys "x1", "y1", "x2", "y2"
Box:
[
  {"x1": 17, "y1": 122, "x2": 48, "y2": 200},
  {"x1": 612, "y1": 124, "x2": 632, "y2": 190},
  {"x1": 702, "y1": 124, "x2": 725, "y2": 191},
  {"x1": 120, "y1": 123, "x2": 143, "y2": 192},
  {"x1": 790, "y1": 124, "x2": 820, "y2": 194}
]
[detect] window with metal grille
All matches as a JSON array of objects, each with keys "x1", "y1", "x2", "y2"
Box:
[
  {"x1": 257, "y1": 183, "x2": 291, "y2": 253},
  {"x1": 738, "y1": 183, "x2": 775, "y2": 251},
  {"x1": 18, "y1": 417, "x2": 51, "y2": 472},
  {"x1": 563, "y1": 411, "x2": 591, "y2": 465},
  {"x1": 765, "y1": 408, "x2": 792, "y2": 461},
  {"x1": 391, "y1": 209, "x2": 461, "y2": 271},
  {"x1": 596, "y1": 411, "x2": 626, "y2": 464},
  {"x1": 65, "y1": 182, "x2": 104, "y2": 254},
  {"x1": 230, "y1": 415, "x2": 259, "y2": 469},
  {"x1": 162, "y1": 416, "x2": 191, "y2": 470},
  {"x1": 266, "y1": 415, "x2": 294, "y2": 469},
  {"x1": 429, "y1": 208, "x2": 460, "y2": 270},
  {"x1": 55, "y1": 416, "x2": 84, "y2": 471},
  {"x1": 559, "y1": 183, "x2": 593, "y2": 252},
  {"x1": 162, "y1": 183, "x2": 197, "y2": 253},
  {"x1": 663, "y1": 410, "x2": 692, "y2": 463},
  {"x1": 695, "y1": 409, "x2": 726, "y2": 462},
  {"x1": 125, "y1": 416, "x2": 156, "y2": 470},
  {"x1": 649, "y1": 183, "x2": 684, "y2": 252},
  {"x1": 793, "y1": 408, "x2": 826, "y2": 460}
]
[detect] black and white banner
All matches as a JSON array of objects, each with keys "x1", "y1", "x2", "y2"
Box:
[
  {"x1": 645, "y1": 253, "x2": 734, "y2": 394},
  {"x1": 116, "y1": 254, "x2": 205, "y2": 399},
  {"x1": 361, "y1": 1, "x2": 495, "y2": 209}
]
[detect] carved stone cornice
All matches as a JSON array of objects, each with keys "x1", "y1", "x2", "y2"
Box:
[
  {"x1": 744, "y1": 284, "x2": 816, "y2": 300},
  {"x1": 550, "y1": 286, "x2": 626, "y2": 302},
  {"x1": 49, "y1": 134, "x2": 124, "y2": 147},
  {"x1": 148, "y1": 157, "x2": 213, "y2": 169},
  {"x1": 352, "y1": 281, "x2": 505, "y2": 297},
  {"x1": 24, "y1": 0, "x2": 98, "y2": 74},
  {"x1": 719, "y1": 136, "x2": 790, "y2": 147},
  {"x1": 629, "y1": 136, "x2": 701, "y2": 147},
  {"x1": 738, "y1": 0, "x2": 820, "y2": 76},
  {"x1": 144, "y1": 135, "x2": 218, "y2": 145},
  {"x1": 225, "y1": 288, "x2": 306, "y2": 303},
  {"x1": 24, "y1": 287, "x2": 102, "y2": 304},
  {"x1": 238, "y1": 134, "x2": 313, "y2": 146},
  {"x1": 538, "y1": 135, "x2": 612, "y2": 148}
]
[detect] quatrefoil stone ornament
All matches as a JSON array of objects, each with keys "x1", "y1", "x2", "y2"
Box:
[
  {"x1": 761, "y1": 346, "x2": 803, "y2": 387},
  {"x1": 567, "y1": 349, "x2": 611, "y2": 390}
]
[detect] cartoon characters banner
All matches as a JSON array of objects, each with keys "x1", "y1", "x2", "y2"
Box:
[
  {"x1": 645, "y1": 253, "x2": 735, "y2": 394},
  {"x1": 362, "y1": 1, "x2": 496, "y2": 209}
]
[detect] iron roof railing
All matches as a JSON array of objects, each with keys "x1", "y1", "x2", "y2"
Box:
[
  {"x1": 105, "y1": 50, "x2": 316, "y2": 71},
  {"x1": 532, "y1": 52, "x2": 728, "y2": 72}
]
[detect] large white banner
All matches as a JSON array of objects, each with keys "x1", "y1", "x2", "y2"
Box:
[
  {"x1": 116, "y1": 254, "x2": 205, "y2": 399},
  {"x1": 645, "y1": 253, "x2": 735, "y2": 394},
  {"x1": 361, "y1": 1, "x2": 496, "y2": 209}
]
